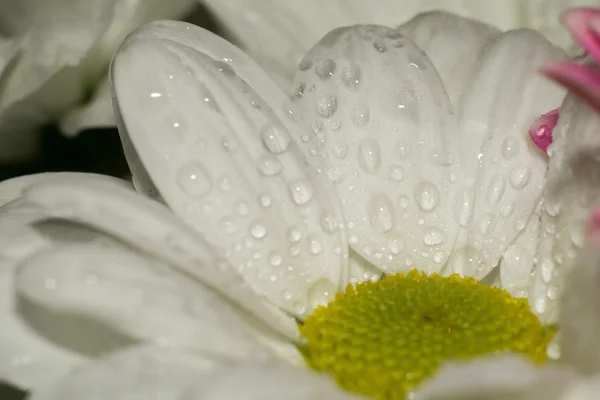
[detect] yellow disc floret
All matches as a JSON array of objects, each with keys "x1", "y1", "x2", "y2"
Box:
[{"x1": 300, "y1": 269, "x2": 555, "y2": 400}]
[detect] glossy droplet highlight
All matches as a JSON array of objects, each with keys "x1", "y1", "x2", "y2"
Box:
[
  {"x1": 316, "y1": 95, "x2": 338, "y2": 118},
  {"x1": 422, "y1": 227, "x2": 446, "y2": 246},
  {"x1": 509, "y1": 167, "x2": 532, "y2": 189},
  {"x1": 358, "y1": 139, "x2": 381, "y2": 174},
  {"x1": 288, "y1": 179, "x2": 314, "y2": 205},
  {"x1": 177, "y1": 163, "x2": 212, "y2": 197},
  {"x1": 315, "y1": 59, "x2": 336, "y2": 79},
  {"x1": 369, "y1": 196, "x2": 394, "y2": 233},
  {"x1": 341, "y1": 63, "x2": 361, "y2": 89},
  {"x1": 415, "y1": 181, "x2": 439, "y2": 212},
  {"x1": 261, "y1": 124, "x2": 290, "y2": 154},
  {"x1": 257, "y1": 155, "x2": 283, "y2": 176}
]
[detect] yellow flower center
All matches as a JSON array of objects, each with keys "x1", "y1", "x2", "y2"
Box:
[{"x1": 300, "y1": 269, "x2": 555, "y2": 400}]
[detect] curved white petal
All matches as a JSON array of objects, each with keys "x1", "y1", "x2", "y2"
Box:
[
  {"x1": 498, "y1": 201, "x2": 542, "y2": 298},
  {"x1": 530, "y1": 96, "x2": 600, "y2": 323},
  {"x1": 0, "y1": 173, "x2": 131, "y2": 208},
  {"x1": 17, "y1": 243, "x2": 272, "y2": 362},
  {"x1": 560, "y1": 240, "x2": 600, "y2": 376},
  {"x1": 414, "y1": 355, "x2": 578, "y2": 400},
  {"x1": 196, "y1": 361, "x2": 359, "y2": 400},
  {"x1": 397, "y1": 11, "x2": 500, "y2": 105},
  {"x1": 28, "y1": 345, "x2": 228, "y2": 400},
  {"x1": 291, "y1": 25, "x2": 462, "y2": 274},
  {"x1": 445, "y1": 29, "x2": 565, "y2": 279},
  {"x1": 111, "y1": 21, "x2": 348, "y2": 318},
  {"x1": 21, "y1": 175, "x2": 301, "y2": 342},
  {"x1": 0, "y1": 217, "x2": 85, "y2": 390}
]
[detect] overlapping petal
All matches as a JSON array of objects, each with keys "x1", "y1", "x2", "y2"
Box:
[
  {"x1": 111, "y1": 21, "x2": 348, "y2": 319},
  {"x1": 530, "y1": 95, "x2": 600, "y2": 323},
  {"x1": 198, "y1": 0, "x2": 594, "y2": 87},
  {"x1": 291, "y1": 25, "x2": 463, "y2": 274},
  {"x1": 414, "y1": 355, "x2": 580, "y2": 400},
  {"x1": 445, "y1": 29, "x2": 565, "y2": 280},
  {"x1": 398, "y1": 11, "x2": 500, "y2": 104}
]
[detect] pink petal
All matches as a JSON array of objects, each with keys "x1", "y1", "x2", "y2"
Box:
[
  {"x1": 541, "y1": 61, "x2": 600, "y2": 114},
  {"x1": 562, "y1": 8, "x2": 600, "y2": 65},
  {"x1": 587, "y1": 207, "x2": 600, "y2": 249},
  {"x1": 529, "y1": 108, "x2": 559, "y2": 153}
]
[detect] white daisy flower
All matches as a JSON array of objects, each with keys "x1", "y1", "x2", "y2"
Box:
[
  {"x1": 0, "y1": 0, "x2": 197, "y2": 163},
  {"x1": 0, "y1": 10, "x2": 597, "y2": 400},
  {"x1": 199, "y1": 0, "x2": 600, "y2": 87}
]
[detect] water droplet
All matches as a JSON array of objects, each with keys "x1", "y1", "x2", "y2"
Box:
[
  {"x1": 308, "y1": 235, "x2": 324, "y2": 254},
  {"x1": 289, "y1": 245, "x2": 301, "y2": 257},
  {"x1": 270, "y1": 252, "x2": 283, "y2": 267},
  {"x1": 385, "y1": 30, "x2": 403, "y2": 40},
  {"x1": 373, "y1": 40, "x2": 387, "y2": 52},
  {"x1": 396, "y1": 140, "x2": 411, "y2": 158},
  {"x1": 261, "y1": 124, "x2": 290, "y2": 153},
  {"x1": 288, "y1": 179, "x2": 314, "y2": 205},
  {"x1": 358, "y1": 139, "x2": 381, "y2": 174},
  {"x1": 250, "y1": 222, "x2": 267, "y2": 239},
  {"x1": 316, "y1": 95, "x2": 338, "y2": 118},
  {"x1": 389, "y1": 165, "x2": 404, "y2": 181},
  {"x1": 341, "y1": 63, "x2": 361, "y2": 89},
  {"x1": 369, "y1": 196, "x2": 394, "y2": 232},
  {"x1": 423, "y1": 227, "x2": 446, "y2": 246},
  {"x1": 299, "y1": 59, "x2": 313, "y2": 71},
  {"x1": 386, "y1": 233, "x2": 404, "y2": 254},
  {"x1": 199, "y1": 83, "x2": 221, "y2": 113},
  {"x1": 509, "y1": 167, "x2": 531, "y2": 189},
  {"x1": 333, "y1": 143, "x2": 348, "y2": 159},
  {"x1": 315, "y1": 59, "x2": 336, "y2": 79},
  {"x1": 352, "y1": 105, "x2": 370, "y2": 127},
  {"x1": 480, "y1": 214, "x2": 496, "y2": 235},
  {"x1": 487, "y1": 177, "x2": 506, "y2": 205},
  {"x1": 415, "y1": 181, "x2": 439, "y2": 212},
  {"x1": 213, "y1": 60, "x2": 235, "y2": 76},
  {"x1": 259, "y1": 195, "x2": 272, "y2": 208},
  {"x1": 320, "y1": 213, "x2": 338, "y2": 233},
  {"x1": 500, "y1": 202, "x2": 514, "y2": 217},
  {"x1": 501, "y1": 136, "x2": 519, "y2": 159},
  {"x1": 282, "y1": 289, "x2": 293, "y2": 300},
  {"x1": 177, "y1": 163, "x2": 212, "y2": 197},
  {"x1": 235, "y1": 201, "x2": 249, "y2": 216},
  {"x1": 220, "y1": 217, "x2": 238, "y2": 234},
  {"x1": 398, "y1": 195, "x2": 409, "y2": 209},
  {"x1": 257, "y1": 155, "x2": 283, "y2": 176},
  {"x1": 307, "y1": 279, "x2": 336, "y2": 310},
  {"x1": 219, "y1": 176, "x2": 232, "y2": 192},
  {"x1": 288, "y1": 228, "x2": 302, "y2": 243}
]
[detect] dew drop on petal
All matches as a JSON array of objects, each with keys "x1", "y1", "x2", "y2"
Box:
[
  {"x1": 261, "y1": 124, "x2": 290, "y2": 153},
  {"x1": 415, "y1": 181, "x2": 439, "y2": 212},
  {"x1": 288, "y1": 179, "x2": 314, "y2": 205},
  {"x1": 177, "y1": 163, "x2": 212, "y2": 197}
]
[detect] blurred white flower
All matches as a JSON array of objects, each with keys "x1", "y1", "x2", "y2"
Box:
[
  {"x1": 200, "y1": 0, "x2": 600, "y2": 88},
  {"x1": 0, "y1": 0, "x2": 197, "y2": 163}
]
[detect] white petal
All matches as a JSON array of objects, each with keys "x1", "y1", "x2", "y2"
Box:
[
  {"x1": 28, "y1": 345, "x2": 228, "y2": 400},
  {"x1": 0, "y1": 172, "x2": 131, "y2": 208},
  {"x1": 498, "y1": 200, "x2": 542, "y2": 298},
  {"x1": 59, "y1": 78, "x2": 114, "y2": 136},
  {"x1": 198, "y1": 0, "x2": 564, "y2": 87},
  {"x1": 560, "y1": 241, "x2": 600, "y2": 375},
  {"x1": 530, "y1": 96, "x2": 600, "y2": 323},
  {"x1": 398, "y1": 11, "x2": 500, "y2": 105},
  {"x1": 197, "y1": 361, "x2": 359, "y2": 400},
  {"x1": 291, "y1": 25, "x2": 462, "y2": 273},
  {"x1": 445, "y1": 29, "x2": 565, "y2": 279},
  {"x1": 0, "y1": 217, "x2": 85, "y2": 390},
  {"x1": 17, "y1": 243, "x2": 272, "y2": 362},
  {"x1": 414, "y1": 355, "x2": 578, "y2": 400},
  {"x1": 22, "y1": 175, "x2": 301, "y2": 341},
  {"x1": 111, "y1": 21, "x2": 348, "y2": 318}
]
